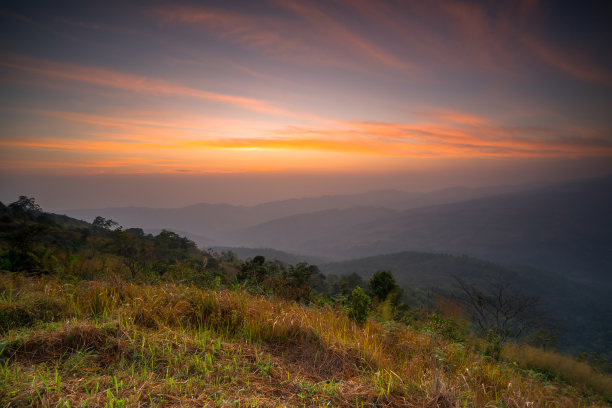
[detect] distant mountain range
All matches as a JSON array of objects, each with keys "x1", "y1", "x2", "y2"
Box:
[
  {"x1": 62, "y1": 176, "x2": 612, "y2": 282},
  {"x1": 62, "y1": 183, "x2": 532, "y2": 236},
  {"x1": 230, "y1": 176, "x2": 612, "y2": 282}
]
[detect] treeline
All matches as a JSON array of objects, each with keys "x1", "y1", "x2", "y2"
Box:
[{"x1": 1, "y1": 197, "x2": 205, "y2": 278}]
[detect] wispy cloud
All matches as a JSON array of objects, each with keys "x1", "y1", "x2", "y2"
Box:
[
  {"x1": 277, "y1": 0, "x2": 413, "y2": 71},
  {"x1": 156, "y1": 2, "x2": 413, "y2": 71},
  {"x1": 335, "y1": 0, "x2": 515, "y2": 74},
  {"x1": 4, "y1": 107, "x2": 610, "y2": 173},
  {"x1": 155, "y1": 5, "x2": 352, "y2": 69},
  {"x1": 338, "y1": 0, "x2": 612, "y2": 86},
  {"x1": 522, "y1": 37, "x2": 612, "y2": 86},
  {"x1": 0, "y1": 54, "x2": 295, "y2": 117}
]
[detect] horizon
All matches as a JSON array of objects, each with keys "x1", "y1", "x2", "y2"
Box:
[{"x1": 2, "y1": 165, "x2": 611, "y2": 210}]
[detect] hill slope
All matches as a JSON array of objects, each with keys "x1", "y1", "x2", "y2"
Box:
[
  {"x1": 2, "y1": 274, "x2": 610, "y2": 407},
  {"x1": 319, "y1": 251, "x2": 612, "y2": 358}
]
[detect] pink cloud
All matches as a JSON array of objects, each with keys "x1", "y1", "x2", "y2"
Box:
[
  {"x1": 522, "y1": 37, "x2": 612, "y2": 86},
  {"x1": 156, "y1": 3, "x2": 413, "y2": 71},
  {"x1": 0, "y1": 54, "x2": 293, "y2": 116}
]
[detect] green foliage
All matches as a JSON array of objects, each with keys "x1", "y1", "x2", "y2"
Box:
[
  {"x1": 485, "y1": 329, "x2": 503, "y2": 360},
  {"x1": 425, "y1": 313, "x2": 466, "y2": 342},
  {"x1": 326, "y1": 272, "x2": 364, "y2": 296},
  {"x1": 368, "y1": 270, "x2": 400, "y2": 303},
  {"x1": 92, "y1": 216, "x2": 119, "y2": 230},
  {"x1": 346, "y1": 287, "x2": 371, "y2": 325},
  {"x1": 237, "y1": 255, "x2": 271, "y2": 284},
  {"x1": 6, "y1": 196, "x2": 43, "y2": 222},
  {"x1": 233, "y1": 255, "x2": 328, "y2": 303},
  {"x1": 0, "y1": 202, "x2": 215, "y2": 282}
]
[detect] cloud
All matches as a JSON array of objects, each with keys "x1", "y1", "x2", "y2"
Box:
[
  {"x1": 522, "y1": 37, "x2": 612, "y2": 86},
  {"x1": 156, "y1": 2, "x2": 413, "y2": 71},
  {"x1": 4, "y1": 107, "x2": 610, "y2": 170},
  {"x1": 276, "y1": 0, "x2": 413, "y2": 70},
  {"x1": 155, "y1": 5, "x2": 353, "y2": 69},
  {"x1": 25, "y1": 109, "x2": 272, "y2": 134},
  {"x1": 337, "y1": 0, "x2": 612, "y2": 86},
  {"x1": 0, "y1": 54, "x2": 294, "y2": 117},
  {"x1": 334, "y1": 0, "x2": 515, "y2": 74},
  {"x1": 271, "y1": 118, "x2": 612, "y2": 158}
]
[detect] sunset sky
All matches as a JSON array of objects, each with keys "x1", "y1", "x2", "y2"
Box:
[{"x1": 1, "y1": 0, "x2": 611, "y2": 208}]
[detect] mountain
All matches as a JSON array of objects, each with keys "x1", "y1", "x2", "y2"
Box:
[
  {"x1": 61, "y1": 176, "x2": 611, "y2": 282},
  {"x1": 234, "y1": 176, "x2": 612, "y2": 281},
  {"x1": 223, "y1": 206, "x2": 398, "y2": 252},
  {"x1": 59, "y1": 184, "x2": 532, "y2": 244}
]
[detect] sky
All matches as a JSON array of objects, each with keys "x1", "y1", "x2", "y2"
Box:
[{"x1": 0, "y1": 0, "x2": 611, "y2": 208}]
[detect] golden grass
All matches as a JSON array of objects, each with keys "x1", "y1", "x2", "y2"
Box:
[
  {"x1": 504, "y1": 343, "x2": 612, "y2": 398},
  {"x1": 1, "y1": 272, "x2": 610, "y2": 407}
]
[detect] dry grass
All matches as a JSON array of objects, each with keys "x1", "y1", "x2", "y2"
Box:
[
  {"x1": 504, "y1": 343, "x2": 612, "y2": 398},
  {"x1": 2, "y1": 322, "x2": 126, "y2": 363},
  {"x1": 1, "y1": 272, "x2": 610, "y2": 407}
]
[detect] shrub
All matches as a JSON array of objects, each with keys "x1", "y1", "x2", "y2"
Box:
[
  {"x1": 346, "y1": 286, "x2": 371, "y2": 325},
  {"x1": 368, "y1": 270, "x2": 399, "y2": 303}
]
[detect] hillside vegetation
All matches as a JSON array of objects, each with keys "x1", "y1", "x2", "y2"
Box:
[
  {"x1": 1, "y1": 197, "x2": 611, "y2": 407},
  {"x1": 320, "y1": 251, "x2": 612, "y2": 359},
  {"x1": 4, "y1": 274, "x2": 612, "y2": 407}
]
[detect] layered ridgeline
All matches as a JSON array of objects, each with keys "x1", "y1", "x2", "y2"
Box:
[
  {"x1": 227, "y1": 176, "x2": 612, "y2": 282},
  {"x1": 1, "y1": 198, "x2": 611, "y2": 406},
  {"x1": 63, "y1": 176, "x2": 612, "y2": 282},
  {"x1": 61, "y1": 184, "x2": 532, "y2": 249}
]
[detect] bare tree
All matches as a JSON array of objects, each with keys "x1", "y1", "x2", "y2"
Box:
[{"x1": 453, "y1": 276, "x2": 544, "y2": 343}]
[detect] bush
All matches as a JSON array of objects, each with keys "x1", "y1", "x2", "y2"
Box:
[
  {"x1": 346, "y1": 286, "x2": 371, "y2": 325},
  {"x1": 368, "y1": 270, "x2": 399, "y2": 303}
]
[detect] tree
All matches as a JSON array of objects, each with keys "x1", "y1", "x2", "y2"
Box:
[
  {"x1": 92, "y1": 216, "x2": 119, "y2": 230},
  {"x1": 237, "y1": 255, "x2": 270, "y2": 284},
  {"x1": 8, "y1": 196, "x2": 42, "y2": 219},
  {"x1": 453, "y1": 276, "x2": 548, "y2": 343},
  {"x1": 283, "y1": 262, "x2": 321, "y2": 301},
  {"x1": 368, "y1": 270, "x2": 400, "y2": 303},
  {"x1": 346, "y1": 286, "x2": 371, "y2": 325},
  {"x1": 328, "y1": 272, "x2": 364, "y2": 296},
  {"x1": 4, "y1": 223, "x2": 49, "y2": 273},
  {"x1": 116, "y1": 230, "x2": 147, "y2": 278}
]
